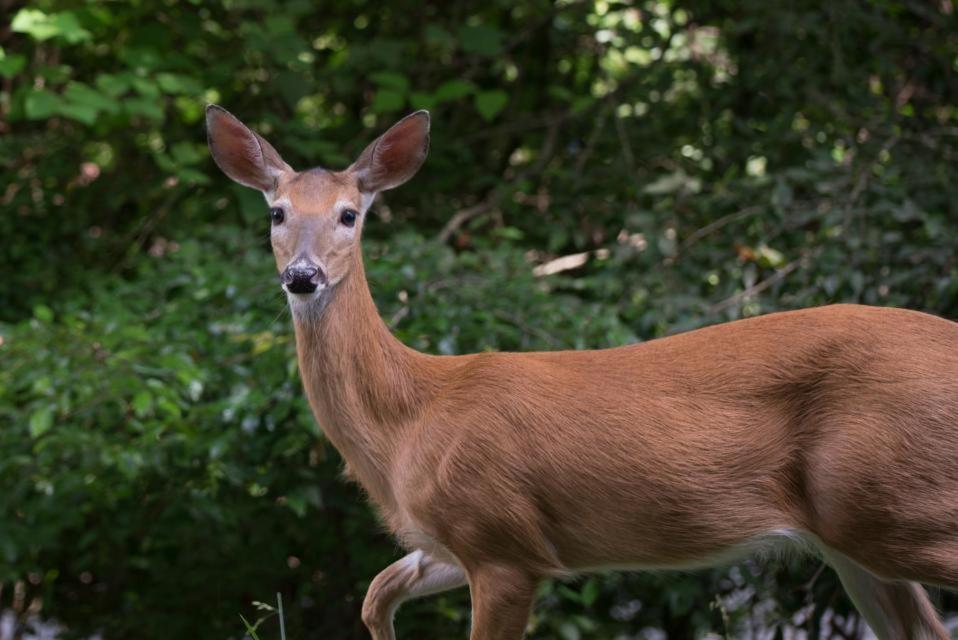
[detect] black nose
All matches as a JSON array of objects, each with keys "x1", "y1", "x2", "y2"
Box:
[{"x1": 281, "y1": 262, "x2": 324, "y2": 294}]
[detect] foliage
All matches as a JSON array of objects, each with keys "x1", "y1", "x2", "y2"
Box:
[{"x1": 0, "y1": 0, "x2": 955, "y2": 638}]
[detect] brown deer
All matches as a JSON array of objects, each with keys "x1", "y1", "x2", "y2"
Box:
[{"x1": 206, "y1": 105, "x2": 958, "y2": 640}]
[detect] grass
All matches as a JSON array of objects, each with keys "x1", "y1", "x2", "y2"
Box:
[{"x1": 240, "y1": 593, "x2": 286, "y2": 640}]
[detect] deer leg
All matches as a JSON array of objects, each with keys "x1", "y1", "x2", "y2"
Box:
[
  {"x1": 822, "y1": 547, "x2": 948, "y2": 640},
  {"x1": 467, "y1": 565, "x2": 539, "y2": 640},
  {"x1": 361, "y1": 550, "x2": 466, "y2": 640}
]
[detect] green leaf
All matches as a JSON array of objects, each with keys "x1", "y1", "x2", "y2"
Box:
[
  {"x1": 12, "y1": 9, "x2": 60, "y2": 40},
  {"x1": 285, "y1": 493, "x2": 307, "y2": 517},
  {"x1": 370, "y1": 89, "x2": 404, "y2": 114},
  {"x1": 124, "y1": 97, "x2": 165, "y2": 121},
  {"x1": 64, "y1": 83, "x2": 118, "y2": 114},
  {"x1": 548, "y1": 85, "x2": 573, "y2": 102},
  {"x1": 474, "y1": 89, "x2": 508, "y2": 121},
  {"x1": 131, "y1": 391, "x2": 153, "y2": 417},
  {"x1": 265, "y1": 15, "x2": 296, "y2": 36},
  {"x1": 580, "y1": 578, "x2": 599, "y2": 607},
  {"x1": 570, "y1": 95, "x2": 594, "y2": 113},
  {"x1": 12, "y1": 9, "x2": 91, "y2": 43},
  {"x1": 131, "y1": 77, "x2": 160, "y2": 98},
  {"x1": 458, "y1": 24, "x2": 504, "y2": 56},
  {"x1": 369, "y1": 71, "x2": 409, "y2": 93},
  {"x1": 154, "y1": 151, "x2": 177, "y2": 173},
  {"x1": 95, "y1": 73, "x2": 131, "y2": 98},
  {"x1": 170, "y1": 140, "x2": 207, "y2": 165},
  {"x1": 232, "y1": 184, "x2": 270, "y2": 223},
  {"x1": 170, "y1": 141, "x2": 203, "y2": 166},
  {"x1": 433, "y1": 79, "x2": 474, "y2": 103},
  {"x1": 494, "y1": 226, "x2": 523, "y2": 240},
  {"x1": 557, "y1": 584, "x2": 582, "y2": 603},
  {"x1": 57, "y1": 101, "x2": 98, "y2": 125},
  {"x1": 0, "y1": 48, "x2": 26, "y2": 78},
  {"x1": 24, "y1": 89, "x2": 61, "y2": 120},
  {"x1": 58, "y1": 82, "x2": 118, "y2": 123},
  {"x1": 156, "y1": 397, "x2": 181, "y2": 419},
  {"x1": 33, "y1": 305, "x2": 54, "y2": 323},
  {"x1": 274, "y1": 70, "x2": 309, "y2": 108},
  {"x1": 29, "y1": 407, "x2": 54, "y2": 438},
  {"x1": 425, "y1": 24, "x2": 455, "y2": 48},
  {"x1": 155, "y1": 73, "x2": 202, "y2": 95},
  {"x1": 174, "y1": 167, "x2": 211, "y2": 185},
  {"x1": 409, "y1": 91, "x2": 437, "y2": 111}
]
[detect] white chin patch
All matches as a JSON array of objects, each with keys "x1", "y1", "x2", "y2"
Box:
[{"x1": 285, "y1": 286, "x2": 330, "y2": 318}]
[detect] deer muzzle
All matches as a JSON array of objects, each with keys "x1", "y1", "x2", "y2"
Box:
[{"x1": 281, "y1": 258, "x2": 326, "y2": 295}]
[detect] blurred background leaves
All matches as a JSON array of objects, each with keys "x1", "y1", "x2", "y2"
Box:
[{"x1": 0, "y1": 0, "x2": 956, "y2": 638}]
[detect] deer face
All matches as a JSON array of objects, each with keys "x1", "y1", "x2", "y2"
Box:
[
  {"x1": 265, "y1": 169, "x2": 366, "y2": 299},
  {"x1": 206, "y1": 106, "x2": 429, "y2": 310}
]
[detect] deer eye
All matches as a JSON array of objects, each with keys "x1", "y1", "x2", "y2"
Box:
[
  {"x1": 339, "y1": 209, "x2": 357, "y2": 228},
  {"x1": 269, "y1": 207, "x2": 285, "y2": 225}
]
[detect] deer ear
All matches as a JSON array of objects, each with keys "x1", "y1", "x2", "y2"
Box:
[
  {"x1": 350, "y1": 111, "x2": 429, "y2": 194},
  {"x1": 206, "y1": 105, "x2": 291, "y2": 192}
]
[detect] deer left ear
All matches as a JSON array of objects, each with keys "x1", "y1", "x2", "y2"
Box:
[
  {"x1": 206, "y1": 105, "x2": 291, "y2": 192},
  {"x1": 350, "y1": 111, "x2": 430, "y2": 194}
]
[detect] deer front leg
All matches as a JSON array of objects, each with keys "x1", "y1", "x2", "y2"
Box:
[
  {"x1": 467, "y1": 565, "x2": 539, "y2": 640},
  {"x1": 361, "y1": 550, "x2": 466, "y2": 640}
]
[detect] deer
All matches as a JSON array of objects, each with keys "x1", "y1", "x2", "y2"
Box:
[{"x1": 206, "y1": 105, "x2": 958, "y2": 640}]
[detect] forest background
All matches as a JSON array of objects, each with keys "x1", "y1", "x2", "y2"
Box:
[{"x1": 1, "y1": 0, "x2": 956, "y2": 638}]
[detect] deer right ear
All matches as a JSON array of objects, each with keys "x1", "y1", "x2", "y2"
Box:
[
  {"x1": 349, "y1": 110, "x2": 430, "y2": 194},
  {"x1": 206, "y1": 105, "x2": 291, "y2": 192}
]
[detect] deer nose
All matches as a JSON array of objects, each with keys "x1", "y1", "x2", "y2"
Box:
[{"x1": 281, "y1": 261, "x2": 324, "y2": 294}]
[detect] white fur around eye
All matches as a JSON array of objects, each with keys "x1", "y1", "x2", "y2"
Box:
[
  {"x1": 334, "y1": 220, "x2": 357, "y2": 240},
  {"x1": 266, "y1": 196, "x2": 292, "y2": 235},
  {"x1": 334, "y1": 200, "x2": 362, "y2": 238}
]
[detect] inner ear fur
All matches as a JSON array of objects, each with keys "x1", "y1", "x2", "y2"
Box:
[{"x1": 350, "y1": 111, "x2": 430, "y2": 194}]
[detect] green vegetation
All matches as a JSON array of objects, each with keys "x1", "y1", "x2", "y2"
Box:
[{"x1": 1, "y1": 0, "x2": 955, "y2": 638}]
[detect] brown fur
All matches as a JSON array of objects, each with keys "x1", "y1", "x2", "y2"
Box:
[{"x1": 207, "y1": 106, "x2": 958, "y2": 639}]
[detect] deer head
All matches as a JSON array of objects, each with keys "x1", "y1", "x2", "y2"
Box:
[{"x1": 206, "y1": 105, "x2": 429, "y2": 313}]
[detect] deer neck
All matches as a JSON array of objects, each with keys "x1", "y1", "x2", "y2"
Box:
[{"x1": 291, "y1": 249, "x2": 436, "y2": 513}]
